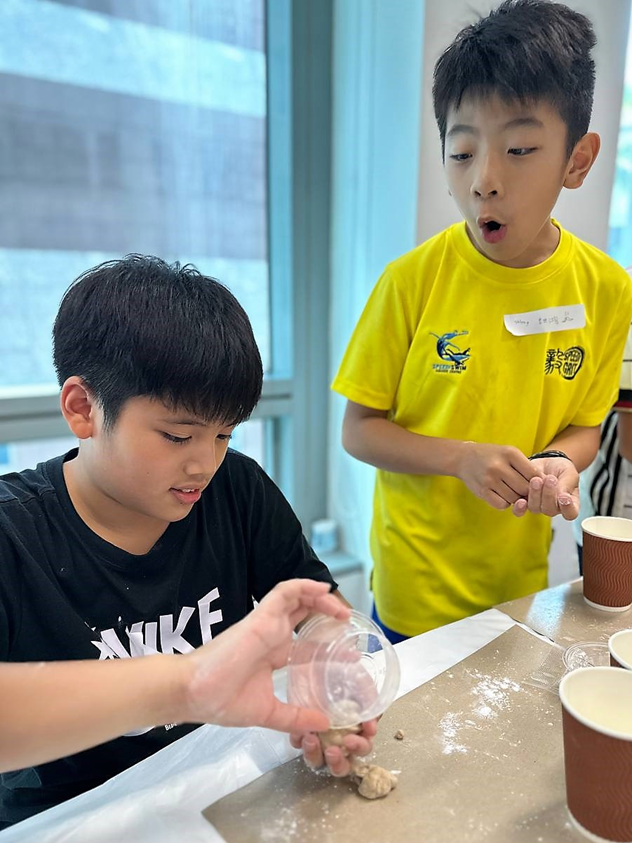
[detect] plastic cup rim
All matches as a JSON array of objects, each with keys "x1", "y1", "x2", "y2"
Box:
[
  {"x1": 562, "y1": 641, "x2": 609, "y2": 670},
  {"x1": 287, "y1": 609, "x2": 401, "y2": 723}
]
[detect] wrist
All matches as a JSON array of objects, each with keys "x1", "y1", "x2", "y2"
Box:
[
  {"x1": 450, "y1": 439, "x2": 475, "y2": 480},
  {"x1": 144, "y1": 654, "x2": 193, "y2": 727},
  {"x1": 528, "y1": 449, "x2": 571, "y2": 462}
]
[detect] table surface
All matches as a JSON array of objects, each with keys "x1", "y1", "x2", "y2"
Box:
[
  {"x1": 204, "y1": 578, "x2": 632, "y2": 843},
  {"x1": 4, "y1": 579, "x2": 632, "y2": 843},
  {"x1": 205, "y1": 625, "x2": 577, "y2": 843},
  {"x1": 496, "y1": 578, "x2": 632, "y2": 647}
]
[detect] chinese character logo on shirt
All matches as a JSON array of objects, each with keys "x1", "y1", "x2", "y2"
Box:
[{"x1": 544, "y1": 346, "x2": 585, "y2": 380}]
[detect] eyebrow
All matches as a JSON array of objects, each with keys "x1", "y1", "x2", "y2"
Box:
[
  {"x1": 158, "y1": 416, "x2": 239, "y2": 429},
  {"x1": 446, "y1": 116, "x2": 545, "y2": 139},
  {"x1": 158, "y1": 417, "x2": 207, "y2": 427}
]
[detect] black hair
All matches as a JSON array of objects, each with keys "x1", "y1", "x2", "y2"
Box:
[
  {"x1": 433, "y1": 0, "x2": 596, "y2": 159},
  {"x1": 53, "y1": 254, "x2": 263, "y2": 429}
]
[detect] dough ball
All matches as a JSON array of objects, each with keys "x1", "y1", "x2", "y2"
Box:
[{"x1": 357, "y1": 765, "x2": 398, "y2": 800}]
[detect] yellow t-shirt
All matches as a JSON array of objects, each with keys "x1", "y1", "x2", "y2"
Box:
[{"x1": 332, "y1": 221, "x2": 632, "y2": 636}]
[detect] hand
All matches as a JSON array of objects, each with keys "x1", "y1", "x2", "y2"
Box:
[
  {"x1": 512, "y1": 456, "x2": 579, "y2": 520},
  {"x1": 181, "y1": 580, "x2": 350, "y2": 733},
  {"x1": 290, "y1": 719, "x2": 379, "y2": 776},
  {"x1": 457, "y1": 442, "x2": 542, "y2": 510}
]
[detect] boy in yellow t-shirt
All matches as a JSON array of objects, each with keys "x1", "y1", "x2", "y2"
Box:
[{"x1": 332, "y1": 0, "x2": 632, "y2": 640}]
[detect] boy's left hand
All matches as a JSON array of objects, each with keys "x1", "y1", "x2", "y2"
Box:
[
  {"x1": 290, "y1": 719, "x2": 378, "y2": 776},
  {"x1": 511, "y1": 456, "x2": 579, "y2": 520}
]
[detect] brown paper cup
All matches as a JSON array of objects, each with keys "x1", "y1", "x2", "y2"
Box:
[
  {"x1": 609, "y1": 630, "x2": 632, "y2": 670},
  {"x1": 560, "y1": 667, "x2": 632, "y2": 842},
  {"x1": 582, "y1": 517, "x2": 632, "y2": 612}
]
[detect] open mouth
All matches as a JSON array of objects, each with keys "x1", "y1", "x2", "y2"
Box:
[{"x1": 480, "y1": 219, "x2": 507, "y2": 244}]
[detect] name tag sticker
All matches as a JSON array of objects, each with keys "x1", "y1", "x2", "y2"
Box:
[{"x1": 504, "y1": 304, "x2": 585, "y2": 337}]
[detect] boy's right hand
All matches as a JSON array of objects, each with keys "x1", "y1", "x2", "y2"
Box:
[{"x1": 456, "y1": 442, "x2": 542, "y2": 510}]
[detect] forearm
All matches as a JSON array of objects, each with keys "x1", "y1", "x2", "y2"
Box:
[
  {"x1": 617, "y1": 411, "x2": 632, "y2": 462},
  {"x1": 545, "y1": 425, "x2": 600, "y2": 472},
  {"x1": 0, "y1": 656, "x2": 187, "y2": 772},
  {"x1": 342, "y1": 414, "x2": 466, "y2": 477}
]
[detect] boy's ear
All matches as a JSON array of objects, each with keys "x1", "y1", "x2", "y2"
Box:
[
  {"x1": 563, "y1": 132, "x2": 600, "y2": 190},
  {"x1": 60, "y1": 377, "x2": 98, "y2": 440}
]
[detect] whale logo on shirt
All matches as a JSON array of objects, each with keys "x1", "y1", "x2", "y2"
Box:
[{"x1": 431, "y1": 330, "x2": 471, "y2": 373}]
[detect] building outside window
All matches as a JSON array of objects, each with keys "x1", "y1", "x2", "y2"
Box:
[{"x1": 0, "y1": 0, "x2": 283, "y2": 476}]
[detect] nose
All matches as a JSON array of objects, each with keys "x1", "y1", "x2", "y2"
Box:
[
  {"x1": 183, "y1": 443, "x2": 219, "y2": 482},
  {"x1": 471, "y1": 153, "x2": 502, "y2": 199}
]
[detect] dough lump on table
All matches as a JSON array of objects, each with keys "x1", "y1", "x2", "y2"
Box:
[
  {"x1": 355, "y1": 763, "x2": 398, "y2": 800},
  {"x1": 317, "y1": 725, "x2": 398, "y2": 800}
]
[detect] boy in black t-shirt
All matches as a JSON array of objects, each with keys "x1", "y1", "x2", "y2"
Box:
[{"x1": 0, "y1": 255, "x2": 375, "y2": 827}]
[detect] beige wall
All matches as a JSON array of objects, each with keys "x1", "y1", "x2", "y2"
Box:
[{"x1": 417, "y1": 0, "x2": 631, "y2": 251}]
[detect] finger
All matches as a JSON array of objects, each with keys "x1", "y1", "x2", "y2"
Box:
[
  {"x1": 360, "y1": 719, "x2": 379, "y2": 738},
  {"x1": 286, "y1": 585, "x2": 350, "y2": 629},
  {"x1": 324, "y1": 746, "x2": 352, "y2": 777},
  {"x1": 512, "y1": 498, "x2": 528, "y2": 517},
  {"x1": 262, "y1": 579, "x2": 329, "y2": 625},
  {"x1": 540, "y1": 474, "x2": 559, "y2": 516},
  {"x1": 312, "y1": 593, "x2": 351, "y2": 620},
  {"x1": 500, "y1": 469, "x2": 531, "y2": 498},
  {"x1": 265, "y1": 701, "x2": 329, "y2": 737},
  {"x1": 290, "y1": 733, "x2": 303, "y2": 749},
  {"x1": 484, "y1": 490, "x2": 511, "y2": 510},
  {"x1": 557, "y1": 490, "x2": 579, "y2": 520},
  {"x1": 510, "y1": 452, "x2": 542, "y2": 482},
  {"x1": 498, "y1": 480, "x2": 522, "y2": 504},
  {"x1": 527, "y1": 476, "x2": 543, "y2": 514},
  {"x1": 301, "y1": 733, "x2": 325, "y2": 768},
  {"x1": 343, "y1": 734, "x2": 373, "y2": 756}
]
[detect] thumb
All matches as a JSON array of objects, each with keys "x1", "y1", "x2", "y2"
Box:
[
  {"x1": 557, "y1": 482, "x2": 579, "y2": 520},
  {"x1": 555, "y1": 468, "x2": 578, "y2": 496},
  {"x1": 557, "y1": 495, "x2": 579, "y2": 520}
]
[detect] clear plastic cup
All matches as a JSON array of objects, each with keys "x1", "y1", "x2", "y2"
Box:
[
  {"x1": 563, "y1": 641, "x2": 610, "y2": 671},
  {"x1": 286, "y1": 609, "x2": 401, "y2": 728}
]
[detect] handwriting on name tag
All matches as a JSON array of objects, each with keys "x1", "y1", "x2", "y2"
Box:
[{"x1": 504, "y1": 304, "x2": 585, "y2": 337}]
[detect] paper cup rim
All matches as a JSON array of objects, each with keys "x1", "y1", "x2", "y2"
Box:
[
  {"x1": 581, "y1": 516, "x2": 632, "y2": 542},
  {"x1": 609, "y1": 629, "x2": 632, "y2": 669},
  {"x1": 560, "y1": 666, "x2": 632, "y2": 742}
]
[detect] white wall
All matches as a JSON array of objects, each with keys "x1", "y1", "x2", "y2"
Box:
[{"x1": 417, "y1": 0, "x2": 631, "y2": 250}]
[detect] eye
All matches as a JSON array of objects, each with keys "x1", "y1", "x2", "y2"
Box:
[
  {"x1": 162, "y1": 433, "x2": 191, "y2": 445},
  {"x1": 449, "y1": 153, "x2": 471, "y2": 162},
  {"x1": 508, "y1": 147, "x2": 536, "y2": 156},
  {"x1": 217, "y1": 433, "x2": 233, "y2": 442}
]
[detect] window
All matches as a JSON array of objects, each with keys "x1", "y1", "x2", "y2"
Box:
[
  {"x1": 609, "y1": 23, "x2": 632, "y2": 267},
  {"x1": 0, "y1": 2, "x2": 283, "y2": 477},
  {"x1": 0, "y1": 1, "x2": 330, "y2": 528},
  {"x1": 1, "y1": 0, "x2": 269, "y2": 384}
]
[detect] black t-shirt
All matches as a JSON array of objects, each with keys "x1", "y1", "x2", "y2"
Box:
[{"x1": 0, "y1": 448, "x2": 336, "y2": 828}]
